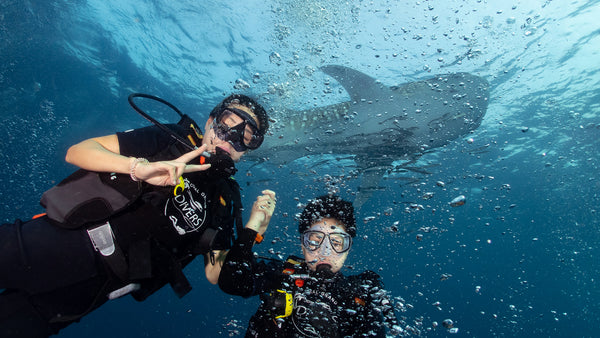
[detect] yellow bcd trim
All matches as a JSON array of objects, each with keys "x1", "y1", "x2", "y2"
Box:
[
  {"x1": 274, "y1": 289, "x2": 294, "y2": 319},
  {"x1": 187, "y1": 134, "x2": 197, "y2": 147}
]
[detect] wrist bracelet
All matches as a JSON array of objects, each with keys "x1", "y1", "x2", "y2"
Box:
[{"x1": 130, "y1": 157, "x2": 149, "y2": 182}]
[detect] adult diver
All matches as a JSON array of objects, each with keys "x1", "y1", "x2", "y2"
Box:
[
  {"x1": 219, "y1": 194, "x2": 401, "y2": 337},
  {"x1": 0, "y1": 93, "x2": 274, "y2": 337}
]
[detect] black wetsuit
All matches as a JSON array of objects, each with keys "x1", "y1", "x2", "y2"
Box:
[
  {"x1": 218, "y1": 229, "x2": 397, "y2": 337},
  {"x1": 0, "y1": 125, "x2": 241, "y2": 337}
]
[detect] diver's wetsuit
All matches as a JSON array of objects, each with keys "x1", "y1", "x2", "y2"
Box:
[
  {"x1": 218, "y1": 228, "x2": 397, "y2": 337},
  {"x1": 0, "y1": 125, "x2": 241, "y2": 337}
]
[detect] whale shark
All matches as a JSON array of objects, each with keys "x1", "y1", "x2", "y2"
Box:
[{"x1": 247, "y1": 65, "x2": 489, "y2": 207}]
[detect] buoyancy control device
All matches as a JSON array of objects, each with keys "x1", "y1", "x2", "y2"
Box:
[{"x1": 39, "y1": 93, "x2": 244, "y2": 287}]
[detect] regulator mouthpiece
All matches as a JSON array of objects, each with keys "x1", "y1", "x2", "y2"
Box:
[{"x1": 200, "y1": 148, "x2": 237, "y2": 178}]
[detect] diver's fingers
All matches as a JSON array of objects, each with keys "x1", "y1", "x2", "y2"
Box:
[
  {"x1": 255, "y1": 195, "x2": 273, "y2": 205},
  {"x1": 255, "y1": 195, "x2": 276, "y2": 213},
  {"x1": 168, "y1": 165, "x2": 180, "y2": 185},
  {"x1": 175, "y1": 145, "x2": 208, "y2": 164},
  {"x1": 136, "y1": 161, "x2": 170, "y2": 180},
  {"x1": 184, "y1": 164, "x2": 212, "y2": 173},
  {"x1": 261, "y1": 189, "x2": 276, "y2": 200}
]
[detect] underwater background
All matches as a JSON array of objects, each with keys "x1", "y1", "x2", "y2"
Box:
[{"x1": 1, "y1": 0, "x2": 599, "y2": 337}]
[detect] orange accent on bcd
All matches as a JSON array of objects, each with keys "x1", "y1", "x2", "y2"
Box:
[
  {"x1": 354, "y1": 297, "x2": 366, "y2": 306},
  {"x1": 32, "y1": 213, "x2": 47, "y2": 219}
]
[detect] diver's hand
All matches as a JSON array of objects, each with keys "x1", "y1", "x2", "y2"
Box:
[
  {"x1": 133, "y1": 145, "x2": 211, "y2": 186},
  {"x1": 246, "y1": 190, "x2": 276, "y2": 235}
]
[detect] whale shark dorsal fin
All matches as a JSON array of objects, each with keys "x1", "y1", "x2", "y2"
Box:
[{"x1": 320, "y1": 65, "x2": 390, "y2": 103}]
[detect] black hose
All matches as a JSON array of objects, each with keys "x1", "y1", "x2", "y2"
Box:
[{"x1": 128, "y1": 93, "x2": 195, "y2": 151}]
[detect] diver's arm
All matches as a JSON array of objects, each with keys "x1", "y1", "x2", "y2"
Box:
[
  {"x1": 65, "y1": 135, "x2": 126, "y2": 172},
  {"x1": 66, "y1": 134, "x2": 210, "y2": 186},
  {"x1": 217, "y1": 228, "x2": 283, "y2": 297},
  {"x1": 206, "y1": 190, "x2": 276, "y2": 285},
  {"x1": 219, "y1": 229, "x2": 284, "y2": 298},
  {"x1": 217, "y1": 227, "x2": 261, "y2": 296},
  {"x1": 218, "y1": 190, "x2": 278, "y2": 295}
]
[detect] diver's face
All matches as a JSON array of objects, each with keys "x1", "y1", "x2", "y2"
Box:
[
  {"x1": 203, "y1": 103, "x2": 259, "y2": 162},
  {"x1": 301, "y1": 218, "x2": 351, "y2": 273}
]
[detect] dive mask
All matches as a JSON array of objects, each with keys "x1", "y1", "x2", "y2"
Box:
[
  {"x1": 213, "y1": 107, "x2": 263, "y2": 152},
  {"x1": 302, "y1": 230, "x2": 352, "y2": 254}
]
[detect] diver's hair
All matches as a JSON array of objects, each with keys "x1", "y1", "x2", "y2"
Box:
[
  {"x1": 298, "y1": 195, "x2": 356, "y2": 238},
  {"x1": 210, "y1": 94, "x2": 269, "y2": 135}
]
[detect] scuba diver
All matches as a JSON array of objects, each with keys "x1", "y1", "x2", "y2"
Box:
[
  {"x1": 0, "y1": 93, "x2": 273, "y2": 337},
  {"x1": 218, "y1": 194, "x2": 400, "y2": 337}
]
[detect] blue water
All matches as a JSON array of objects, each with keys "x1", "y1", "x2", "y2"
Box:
[{"x1": 1, "y1": 0, "x2": 599, "y2": 337}]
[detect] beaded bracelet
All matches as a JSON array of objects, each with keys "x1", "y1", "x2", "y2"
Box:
[{"x1": 130, "y1": 157, "x2": 149, "y2": 182}]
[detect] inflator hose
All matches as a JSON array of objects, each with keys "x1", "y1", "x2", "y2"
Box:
[{"x1": 128, "y1": 93, "x2": 195, "y2": 151}]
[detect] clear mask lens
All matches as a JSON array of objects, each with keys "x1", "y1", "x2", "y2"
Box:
[{"x1": 302, "y1": 230, "x2": 352, "y2": 254}]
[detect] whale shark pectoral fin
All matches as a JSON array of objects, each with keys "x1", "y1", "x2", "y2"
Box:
[
  {"x1": 320, "y1": 65, "x2": 391, "y2": 104},
  {"x1": 352, "y1": 154, "x2": 394, "y2": 209},
  {"x1": 353, "y1": 166, "x2": 390, "y2": 209}
]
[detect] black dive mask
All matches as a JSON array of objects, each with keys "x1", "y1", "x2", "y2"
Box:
[
  {"x1": 213, "y1": 107, "x2": 263, "y2": 152},
  {"x1": 200, "y1": 148, "x2": 237, "y2": 178}
]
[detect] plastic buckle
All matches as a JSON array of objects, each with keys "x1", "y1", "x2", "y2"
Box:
[{"x1": 87, "y1": 222, "x2": 116, "y2": 256}]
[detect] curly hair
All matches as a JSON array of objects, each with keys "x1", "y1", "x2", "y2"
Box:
[{"x1": 298, "y1": 195, "x2": 356, "y2": 237}]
